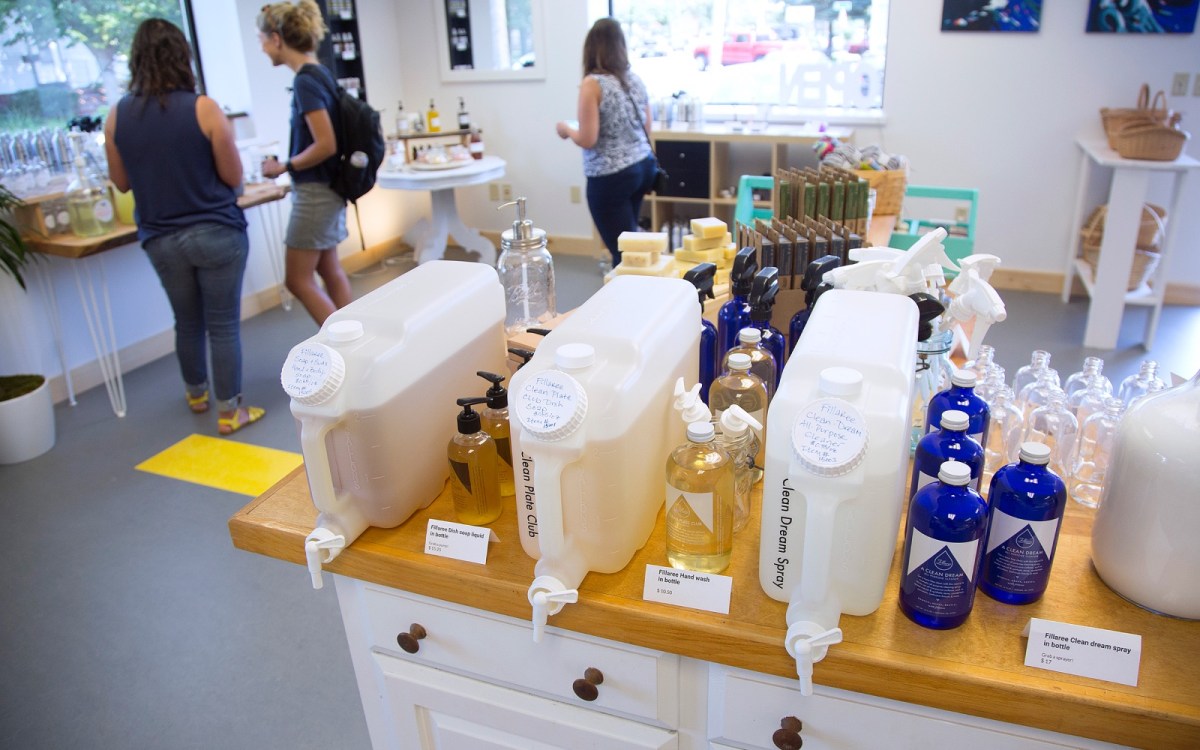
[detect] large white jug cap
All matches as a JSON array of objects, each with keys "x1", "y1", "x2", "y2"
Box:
[
  {"x1": 515, "y1": 369, "x2": 588, "y2": 441},
  {"x1": 792, "y1": 397, "x2": 868, "y2": 477},
  {"x1": 555, "y1": 343, "x2": 595, "y2": 370},
  {"x1": 327, "y1": 319, "x2": 364, "y2": 343},
  {"x1": 281, "y1": 342, "x2": 345, "y2": 406},
  {"x1": 818, "y1": 366, "x2": 863, "y2": 398}
]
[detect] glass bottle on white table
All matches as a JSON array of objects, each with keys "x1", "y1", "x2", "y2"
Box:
[
  {"x1": 1024, "y1": 391, "x2": 1079, "y2": 479},
  {"x1": 1068, "y1": 373, "x2": 1110, "y2": 424},
  {"x1": 1069, "y1": 396, "x2": 1124, "y2": 508},
  {"x1": 982, "y1": 386, "x2": 1024, "y2": 490},
  {"x1": 1013, "y1": 350, "x2": 1059, "y2": 404},
  {"x1": 1064, "y1": 356, "x2": 1111, "y2": 400},
  {"x1": 496, "y1": 197, "x2": 556, "y2": 336}
]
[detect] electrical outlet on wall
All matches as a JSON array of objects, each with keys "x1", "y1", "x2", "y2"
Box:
[
  {"x1": 1172, "y1": 72, "x2": 1190, "y2": 97},
  {"x1": 570, "y1": 186, "x2": 582, "y2": 204},
  {"x1": 1194, "y1": 73, "x2": 1200, "y2": 97},
  {"x1": 488, "y1": 183, "x2": 500, "y2": 201},
  {"x1": 501, "y1": 183, "x2": 513, "y2": 202}
]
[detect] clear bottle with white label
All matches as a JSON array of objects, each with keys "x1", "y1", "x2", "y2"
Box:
[
  {"x1": 898, "y1": 460, "x2": 988, "y2": 629},
  {"x1": 979, "y1": 442, "x2": 1066, "y2": 605},
  {"x1": 666, "y1": 421, "x2": 734, "y2": 573}
]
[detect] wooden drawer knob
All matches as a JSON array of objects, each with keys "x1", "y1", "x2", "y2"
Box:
[
  {"x1": 572, "y1": 666, "x2": 604, "y2": 701},
  {"x1": 772, "y1": 716, "x2": 803, "y2": 750},
  {"x1": 396, "y1": 623, "x2": 427, "y2": 654}
]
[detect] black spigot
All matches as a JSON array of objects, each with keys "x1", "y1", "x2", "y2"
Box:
[
  {"x1": 802, "y1": 254, "x2": 842, "y2": 303},
  {"x1": 508, "y1": 347, "x2": 535, "y2": 370},
  {"x1": 455, "y1": 396, "x2": 490, "y2": 433},
  {"x1": 749, "y1": 267, "x2": 780, "y2": 323},
  {"x1": 682, "y1": 262, "x2": 717, "y2": 311},
  {"x1": 730, "y1": 247, "x2": 758, "y2": 297}
]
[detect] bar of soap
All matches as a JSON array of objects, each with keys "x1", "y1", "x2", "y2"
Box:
[
  {"x1": 619, "y1": 250, "x2": 659, "y2": 268},
  {"x1": 690, "y1": 217, "x2": 727, "y2": 239},
  {"x1": 681, "y1": 231, "x2": 733, "y2": 253},
  {"x1": 617, "y1": 231, "x2": 669, "y2": 253},
  {"x1": 675, "y1": 245, "x2": 727, "y2": 264},
  {"x1": 613, "y1": 254, "x2": 675, "y2": 277}
]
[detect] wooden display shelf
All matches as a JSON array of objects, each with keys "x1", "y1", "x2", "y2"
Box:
[{"x1": 230, "y1": 465, "x2": 1200, "y2": 748}]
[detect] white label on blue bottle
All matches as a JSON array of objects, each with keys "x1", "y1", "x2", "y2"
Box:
[
  {"x1": 668, "y1": 483, "x2": 715, "y2": 533},
  {"x1": 904, "y1": 529, "x2": 980, "y2": 617},
  {"x1": 983, "y1": 510, "x2": 1059, "y2": 594}
]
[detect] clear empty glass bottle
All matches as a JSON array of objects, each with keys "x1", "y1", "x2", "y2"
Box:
[
  {"x1": 496, "y1": 197, "x2": 556, "y2": 336},
  {"x1": 1117, "y1": 360, "x2": 1166, "y2": 407},
  {"x1": 1067, "y1": 372, "x2": 1110, "y2": 424},
  {"x1": 726, "y1": 326, "x2": 777, "y2": 400},
  {"x1": 963, "y1": 343, "x2": 995, "y2": 385},
  {"x1": 982, "y1": 386, "x2": 1024, "y2": 490},
  {"x1": 1012, "y1": 350, "x2": 1060, "y2": 402},
  {"x1": 1069, "y1": 396, "x2": 1124, "y2": 508},
  {"x1": 1064, "y1": 356, "x2": 1112, "y2": 400},
  {"x1": 975, "y1": 364, "x2": 1006, "y2": 405},
  {"x1": 1024, "y1": 390, "x2": 1079, "y2": 479},
  {"x1": 666, "y1": 421, "x2": 734, "y2": 573},
  {"x1": 66, "y1": 155, "x2": 115, "y2": 238},
  {"x1": 1018, "y1": 369, "x2": 1062, "y2": 421}
]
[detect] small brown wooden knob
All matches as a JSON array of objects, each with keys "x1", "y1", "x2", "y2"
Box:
[
  {"x1": 396, "y1": 623, "x2": 427, "y2": 654},
  {"x1": 572, "y1": 666, "x2": 604, "y2": 701},
  {"x1": 772, "y1": 716, "x2": 803, "y2": 750}
]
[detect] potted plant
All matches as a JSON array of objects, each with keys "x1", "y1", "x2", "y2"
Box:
[{"x1": 0, "y1": 184, "x2": 55, "y2": 464}]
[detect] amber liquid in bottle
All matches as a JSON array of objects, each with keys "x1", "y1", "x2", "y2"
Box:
[
  {"x1": 665, "y1": 430, "x2": 734, "y2": 573},
  {"x1": 481, "y1": 406, "x2": 515, "y2": 499},
  {"x1": 447, "y1": 431, "x2": 502, "y2": 525}
]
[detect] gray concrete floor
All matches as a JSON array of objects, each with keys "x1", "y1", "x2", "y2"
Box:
[{"x1": 0, "y1": 246, "x2": 1196, "y2": 748}]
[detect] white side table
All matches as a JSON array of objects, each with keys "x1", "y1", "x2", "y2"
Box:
[
  {"x1": 377, "y1": 156, "x2": 506, "y2": 265},
  {"x1": 1061, "y1": 136, "x2": 1199, "y2": 350}
]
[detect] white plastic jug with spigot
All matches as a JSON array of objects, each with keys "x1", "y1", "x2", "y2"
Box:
[
  {"x1": 508, "y1": 276, "x2": 698, "y2": 640},
  {"x1": 281, "y1": 261, "x2": 507, "y2": 589},
  {"x1": 759, "y1": 289, "x2": 917, "y2": 694}
]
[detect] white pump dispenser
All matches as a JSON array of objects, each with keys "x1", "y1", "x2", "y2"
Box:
[
  {"x1": 759, "y1": 290, "x2": 917, "y2": 695},
  {"x1": 946, "y1": 254, "x2": 1007, "y2": 360},
  {"x1": 829, "y1": 228, "x2": 956, "y2": 295},
  {"x1": 673, "y1": 377, "x2": 713, "y2": 424}
]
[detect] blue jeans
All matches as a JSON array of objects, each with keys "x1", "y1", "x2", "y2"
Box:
[
  {"x1": 142, "y1": 222, "x2": 249, "y2": 412},
  {"x1": 586, "y1": 156, "x2": 657, "y2": 265}
]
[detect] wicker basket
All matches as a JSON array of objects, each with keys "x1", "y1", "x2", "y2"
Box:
[
  {"x1": 1112, "y1": 119, "x2": 1190, "y2": 161},
  {"x1": 1100, "y1": 85, "x2": 1169, "y2": 150},
  {"x1": 1081, "y1": 239, "x2": 1161, "y2": 292},
  {"x1": 854, "y1": 168, "x2": 906, "y2": 216},
  {"x1": 1079, "y1": 203, "x2": 1166, "y2": 251}
]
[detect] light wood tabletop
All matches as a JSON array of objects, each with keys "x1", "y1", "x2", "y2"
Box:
[{"x1": 231, "y1": 465, "x2": 1200, "y2": 749}]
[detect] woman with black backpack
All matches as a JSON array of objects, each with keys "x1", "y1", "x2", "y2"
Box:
[{"x1": 257, "y1": 0, "x2": 352, "y2": 326}]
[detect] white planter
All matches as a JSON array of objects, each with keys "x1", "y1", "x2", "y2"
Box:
[{"x1": 0, "y1": 377, "x2": 56, "y2": 464}]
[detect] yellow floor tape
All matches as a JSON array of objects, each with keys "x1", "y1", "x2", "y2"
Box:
[{"x1": 136, "y1": 434, "x2": 302, "y2": 497}]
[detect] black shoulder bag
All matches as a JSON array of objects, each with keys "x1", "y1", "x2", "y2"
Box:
[{"x1": 622, "y1": 85, "x2": 668, "y2": 194}]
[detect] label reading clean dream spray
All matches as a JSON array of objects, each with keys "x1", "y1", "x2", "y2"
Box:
[
  {"x1": 769, "y1": 477, "x2": 796, "y2": 590},
  {"x1": 982, "y1": 509, "x2": 1059, "y2": 595}
]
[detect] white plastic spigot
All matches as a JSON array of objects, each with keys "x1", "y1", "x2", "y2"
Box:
[
  {"x1": 304, "y1": 527, "x2": 346, "y2": 590},
  {"x1": 673, "y1": 377, "x2": 712, "y2": 424},
  {"x1": 784, "y1": 622, "x2": 843, "y2": 696},
  {"x1": 528, "y1": 575, "x2": 579, "y2": 642}
]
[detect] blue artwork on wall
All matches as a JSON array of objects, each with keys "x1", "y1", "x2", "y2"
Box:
[
  {"x1": 942, "y1": 0, "x2": 1043, "y2": 31},
  {"x1": 1086, "y1": 0, "x2": 1199, "y2": 33}
]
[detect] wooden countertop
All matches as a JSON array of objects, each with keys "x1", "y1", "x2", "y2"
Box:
[
  {"x1": 230, "y1": 468, "x2": 1200, "y2": 749},
  {"x1": 25, "y1": 182, "x2": 290, "y2": 259}
]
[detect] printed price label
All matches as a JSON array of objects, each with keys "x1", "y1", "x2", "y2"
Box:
[
  {"x1": 642, "y1": 564, "x2": 732, "y2": 614},
  {"x1": 1022, "y1": 617, "x2": 1142, "y2": 686},
  {"x1": 424, "y1": 519, "x2": 498, "y2": 565}
]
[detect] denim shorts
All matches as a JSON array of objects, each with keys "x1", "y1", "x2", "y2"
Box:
[{"x1": 285, "y1": 181, "x2": 348, "y2": 250}]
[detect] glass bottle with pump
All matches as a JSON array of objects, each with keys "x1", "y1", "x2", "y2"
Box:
[
  {"x1": 395, "y1": 100, "x2": 409, "y2": 134},
  {"x1": 457, "y1": 96, "x2": 470, "y2": 130},
  {"x1": 911, "y1": 409, "x2": 985, "y2": 498},
  {"x1": 718, "y1": 405, "x2": 762, "y2": 533},
  {"x1": 477, "y1": 371, "x2": 515, "y2": 500},
  {"x1": 495, "y1": 197, "x2": 556, "y2": 336},
  {"x1": 448, "y1": 397, "x2": 503, "y2": 525},
  {"x1": 710, "y1": 352, "x2": 769, "y2": 467},
  {"x1": 717, "y1": 248, "x2": 756, "y2": 363},
  {"x1": 898, "y1": 460, "x2": 988, "y2": 630},
  {"x1": 66, "y1": 155, "x2": 115, "y2": 237},
  {"x1": 427, "y1": 99, "x2": 441, "y2": 133},
  {"x1": 683, "y1": 263, "x2": 717, "y2": 402},
  {"x1": 666, "y1": 420, "x2": 734, "y2": 573},
  {"x1": 726, "y1": 326, "x2": 776, "y2": 401},
  {"x1": 748, "y1": 266, "x2": 785, "y2": 388},
  {"x1": 979, "y1": 442, "x2": 1067, "y2": 605}
]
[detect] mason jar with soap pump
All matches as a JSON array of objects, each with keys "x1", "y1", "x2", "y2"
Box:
[{"x1": 496, "y1": 197, "x2": 556, "y2": 336}]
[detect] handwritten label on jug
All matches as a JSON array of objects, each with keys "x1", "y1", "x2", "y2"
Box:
[
  {"x1": 424, "y1": 519, "x2": 498, "y2": 565},
  {"x1": 792, "y1": 398, "x2": 867, "y2": 470},
  {"x1": 282, "y1": 344, "x2": 333, "y2": 398},
  {"x1": 516, "y1": 370, "x2": 583, "y2": 436},
  {"x1": 1022, "y1": 618, "x2": 1141, "y2": 686},
  {"x1": 642, "y1": 564, "x2": 732, "y2": 614}
]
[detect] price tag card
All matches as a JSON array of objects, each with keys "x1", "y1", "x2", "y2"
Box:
[
  {"x1": 424, "y1": 519, "x2": 498, "y2": 565},
  {"x1": 1022, "y1": 617, "x2": 1142, "y2": 686},
  {"x1": 642, "y1": 564, "x2": 732, "y2": 615}
]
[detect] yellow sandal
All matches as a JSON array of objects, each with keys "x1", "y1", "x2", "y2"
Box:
[
  {"x1": 218, "y1": 406, "x2": 266, "y2": 435},
  {"x1": 187, "y1": 390, "x2": 210, "y2": 413}
]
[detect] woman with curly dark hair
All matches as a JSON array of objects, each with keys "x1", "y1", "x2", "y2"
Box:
[{"x1": 104, "y1": 18, "x2": 264, "y2": 434}]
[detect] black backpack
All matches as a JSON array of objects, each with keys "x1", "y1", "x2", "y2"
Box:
[{"x1": 298, "y1": 66, "x2": 385, "y2": 248}]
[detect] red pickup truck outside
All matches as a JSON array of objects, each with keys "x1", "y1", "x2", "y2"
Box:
[{"x1": 693, "y1": 32, "x2": 783, "y2": 69}]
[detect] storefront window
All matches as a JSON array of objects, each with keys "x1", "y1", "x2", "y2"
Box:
[
  {"x1": 606, "y1": 0, "x2": 888, "y2": 119},
  {"x1": 0, "y1": 0, "x2": 199, "y2": 133}
]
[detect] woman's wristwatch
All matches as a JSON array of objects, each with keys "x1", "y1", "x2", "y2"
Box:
[{"x1": 285, "y1": 161, "x2": 296, "y2": 175}]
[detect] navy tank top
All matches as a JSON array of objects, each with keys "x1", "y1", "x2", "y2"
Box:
[{"x1": 114, "y1": 91, "x2": 246, "y2": 242}]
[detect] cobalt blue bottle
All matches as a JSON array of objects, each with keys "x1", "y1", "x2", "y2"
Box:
[
  {"x1": 979, "y1": 442, "x2": 1067, "y2": 605},
  {"x1": 683, "y1": 263, "x2": 718, "y2": 402},
  {"x1": 717, "y1": 248, "x2": 756, "y2": 364},
  {"x1": 899, "y1": 461, "x2": 989, "y2": 629},
  {"x1": 748, "y1": 266, "x2": 785, "y2": 388},
  {"x1": 789, "y1": 255, "x2": 840, "y2": 354},
  {"x1": 910, "y1": 410, "x2": 985, "y2": 498},
  {"x1": 926, "y1": 369, "x2": 990, "y2": 446}
]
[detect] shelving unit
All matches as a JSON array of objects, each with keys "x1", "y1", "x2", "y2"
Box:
[
  {"x1": 645, "y1": 124, "x2": 853, "y2": 232},
  {"x1": 316, "y1": 0, "x2": 367, "y2": 100}
]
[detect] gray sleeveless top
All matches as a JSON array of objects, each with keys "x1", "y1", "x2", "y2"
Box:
[{"x1": 582, "y1": 73, "x2": 652, "y2": 178}]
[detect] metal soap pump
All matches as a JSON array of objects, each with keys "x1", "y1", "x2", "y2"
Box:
[{"x1": 496, "y1": 197, "x2": 556, "y2": 336}]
